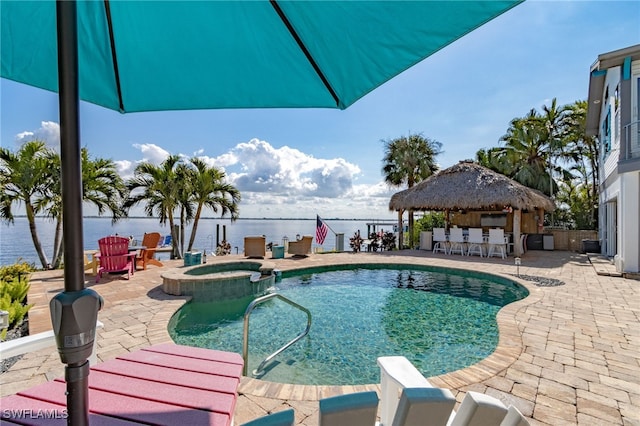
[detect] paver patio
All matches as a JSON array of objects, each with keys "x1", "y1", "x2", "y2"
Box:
[{"x1": 1, "y1": 250, "x2": 638, "y2": 425}]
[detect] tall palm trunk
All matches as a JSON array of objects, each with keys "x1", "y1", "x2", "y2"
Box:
[
  {"x1": 51, "y1": 217, "x2": 64, "y2": 268},
  {"x1": 168, "y1": 213, "x2": 180, "y2": 259},
  {"x1": 187, "y1": 204, "x2": 204, "y2": 252},
  {"x1": 179, "y1": 207, "x2": 187, "y2": 256},
  {"x1": 26, "y1": 204, "x2": 49, "y2": 268}
]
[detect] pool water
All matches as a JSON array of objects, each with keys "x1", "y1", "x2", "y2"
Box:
[{"x1": 169, "y1": 265, "x2": 527, "y2": 385}]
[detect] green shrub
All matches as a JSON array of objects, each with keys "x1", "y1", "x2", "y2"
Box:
[
  {"x1": 0, "y1": 293, "x2": 32, "y2": 329},
  {"x1": 0, "y1": 262, "x2": 34, "y2": 335},
  {"x1": 0, "y1": 261, "x2": 36, "y2": 282},
  {"x1": 0, "y1": 276, "x2": 31, "y2": 303}
]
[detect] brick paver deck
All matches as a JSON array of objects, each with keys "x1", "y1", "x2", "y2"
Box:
[{"x1": 1, "y1": 250, "x2": 638, "y2": 425}]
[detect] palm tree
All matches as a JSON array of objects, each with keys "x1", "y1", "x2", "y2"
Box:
[
  {"x1": 477, "y1": 99, "x2": 599, "y2": 229},
  {"x1": 563, "y1": 100, "x2": 598, "y2": 228},
  {"x1": 43, "y1": 149, "x2": 128, "y2": 268},
  {"x1": 497, "y1": 112, "x2": 551, "y2": 194},
  {"x1": 0, "y1": 141, "x2": 55, "y2": 268},
  {"x1": 125, "y1": 155, "x2": 183, "y2": 258},
  {"x1": 382, "y1": 133, "x2": 441, "y2": 248},
  {"x1": 185, "y1": 158, "x2": 240, "y2": 252},
  {"x1": 174, "y1": 162, "x2": 191, "y2": 257}
]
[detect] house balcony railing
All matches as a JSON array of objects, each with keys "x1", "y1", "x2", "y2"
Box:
[{"x1": 623, "y1": 120, "x2": 640, "y2": 160}]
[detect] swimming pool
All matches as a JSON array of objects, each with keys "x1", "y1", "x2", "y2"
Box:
[{"x1": 168, "y1": 264, "x2": 528, "y2": 385}]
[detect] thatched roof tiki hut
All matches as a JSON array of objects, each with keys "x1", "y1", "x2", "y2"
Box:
[{"x1": 389, "y1": 161, "x2": 555, "y2": 256}]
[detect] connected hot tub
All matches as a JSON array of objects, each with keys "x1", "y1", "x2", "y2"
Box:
[{"x1": 161, "y1": 260, "x2": 276, "y2": 302}]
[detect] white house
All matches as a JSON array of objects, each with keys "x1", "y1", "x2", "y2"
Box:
[{"x1": 586, "y1": 44, "x2": 640, "y2": 276}]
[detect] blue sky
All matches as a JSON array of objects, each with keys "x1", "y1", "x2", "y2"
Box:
[{"x1": 1, "y1": 1, "x2": 639, "y2": 220}]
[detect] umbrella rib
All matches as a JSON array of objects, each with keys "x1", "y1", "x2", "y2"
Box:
[
  {"x1": 269, "y1": 0, "x2": 340, "y2": 108},
  {"x1": 103, "y1": 0, "x2": 125, "y2": 112}
]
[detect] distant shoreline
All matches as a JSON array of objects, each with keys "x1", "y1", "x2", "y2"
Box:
[{"x1": 10, "y1": 216, "x2": 396, "y2": 222}]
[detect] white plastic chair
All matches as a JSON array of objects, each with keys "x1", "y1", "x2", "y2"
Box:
[
  {"x1": 449, "y1": 391, "x2": 509, "y2": 426},
  {"x1": 466, "y1": 228, "x2": 485, "y2": 257},
  {"x1": 391, "y1": 387, "x2": 456, "y2": 426},
  {"x1": 500, "y1": 405, "x2": 531, "y2": 426},
  {"x1": 448, "y1": 228, "x2": 466, "y2": 255},
  {"x1": 432, "y1": 228, "x2": 449, "y2": 254},
  {"x1": 377, "y1": 356, "x2": 513, "y2": 426},
  {"x1": 487, "y1": 228, "x2": 507, "y2": 259}
]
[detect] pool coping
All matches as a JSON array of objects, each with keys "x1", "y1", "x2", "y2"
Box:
[
  {"x1": 14, "y1": 250, "x2": 639, "y2": 425},
  {"x1": 166, "y1": 260, "x2": 541, "y2": 401}
]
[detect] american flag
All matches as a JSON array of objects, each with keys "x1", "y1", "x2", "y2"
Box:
[{"x1": 316, "y1": 215, "x2": 329, "y2": 245}]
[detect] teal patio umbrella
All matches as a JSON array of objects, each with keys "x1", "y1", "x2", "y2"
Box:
[{"x1": 1, "y1": 1, "x2": 522, "y2": 424}]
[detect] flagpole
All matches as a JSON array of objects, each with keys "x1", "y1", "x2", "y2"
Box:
[{"x1": 318, "y1": 215, "x2": 337, "y2": 236}]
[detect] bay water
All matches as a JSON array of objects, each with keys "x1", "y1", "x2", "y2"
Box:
[{"x1": 0, "y1": 217, "x2": 396, "y2": 267}]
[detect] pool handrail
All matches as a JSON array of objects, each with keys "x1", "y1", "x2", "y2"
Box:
[{"x1": 242, "y1": 292, "x2": 312, "y2": 377}]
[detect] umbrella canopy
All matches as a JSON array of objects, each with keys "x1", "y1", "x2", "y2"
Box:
[
  {"x1": 2, "y1": 2, "x2": 524, "y2": 423},
  {"x1": 389, "y1": 161, "x2": 555, "y2": 212},
  {"x1": 2, "y1": 1, "x2": 522, "y2": 112}
]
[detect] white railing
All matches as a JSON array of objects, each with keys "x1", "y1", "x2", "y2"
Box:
[
  {"x1": 624, "y1": 120, "x2": 640, "y2": 160},
  {"x1": 0, "y1": 321, "x2": 103, "y2": 365}
]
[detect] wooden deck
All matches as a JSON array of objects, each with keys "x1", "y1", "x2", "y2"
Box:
[{"x1": 0, "y1": 344, "x2": 243, "y2": 425}]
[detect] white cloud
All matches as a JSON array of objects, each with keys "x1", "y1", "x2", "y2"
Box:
[
  {"x1": 156, "y1": 138, "x2": 397, "y2": 218},
  {"x1": 15, "y1": 121, "x2": 60, "y2": 148},
  {"x1": 204, "y1": 139, "x2": 362, "y2": 198},
  {"x1": 132, "y1": 143, "x2": 171, "y2": 165},
  {"x1": 114, "y1": 160, "x2": 136, "y2": 180},
  {"x1": 9, "y1": 129, "x2": 397, "y2": 219}
]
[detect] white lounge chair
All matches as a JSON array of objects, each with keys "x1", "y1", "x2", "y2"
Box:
[
  {"x1": 319, "y1": 391, "x2": 379, "y2": 426},
  {"x1": 240, "y1": 409, "x2": 295, "y2": 426}
]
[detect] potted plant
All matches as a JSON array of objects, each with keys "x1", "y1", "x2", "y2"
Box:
[
  {"x1": 349, "y1": 231, "x2": 364, "y2": 253},
  {"x1": 415, "y1": 212, "x2": 445, "y2": 250}
]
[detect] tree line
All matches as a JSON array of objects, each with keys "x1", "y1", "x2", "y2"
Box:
[
  {"x1": 0, "y1": 142, "x2": 239, "y2": 269},
  {"x1": 382, "y1": 98, "x2": 598, "y2": 248}
]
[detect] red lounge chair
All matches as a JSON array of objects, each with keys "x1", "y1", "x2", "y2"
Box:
[{"x1": 96, "y1": 236, "x2": 135, "y2": 283}]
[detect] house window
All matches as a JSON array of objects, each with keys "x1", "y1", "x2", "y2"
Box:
[{"x1": 602, "y1": 105, "x2": 611, "y2": 155}]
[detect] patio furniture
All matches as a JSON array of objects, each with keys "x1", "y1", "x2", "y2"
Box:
[
  {"x1": 502, "y1": 405, "x2": 530, "y2": 426},
  {"x1": 378, "y1": 356, "x2": 523, "y2": 426},
  {"x1": 392, "y1": 387, "x2": 456, "y2": 426},
  {"x1": 161, "y1": 234, "x2": 172, "y2": 247},
  {"x1": 449, "y1": 391, "x2": 509, "y2": 426},
  {"x1": 319, "y1": 391, "x2": 379, "y2": 426},
  {"x1": 0, "y1": 343, "x2": 244, "y2": 426},
  {"x1": 432, "y1": 228, "x2": 449, "y2": 254},
  {"x1": 95, "y1": 236, "x2": 136, "y2": 283},
  {"x1": 448, "y1": 227, "x2": 466, "y2": 255},
  {"x1": 487, "y1": 228, "x2": 507, "y2": 259},
  {"x1": 135, "y1": 232, "x2": 163, "y2": 270},
  {"x1": 244, "y1": 236, "x2": 267, "y2": 258},
  {"x1": 467, "y1": 228, "x2": 486, "y2": 257},
  {"x1": 83, "y1": 250, "x2": 98, "y2": 276},
  {"x1": 288, "y1": 235, "x2": 313, "y2": 257}
]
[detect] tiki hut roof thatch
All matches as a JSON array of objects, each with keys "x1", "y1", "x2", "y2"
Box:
[{"x1": 389, "y1": 161, "x2": 555, "y2": 212}]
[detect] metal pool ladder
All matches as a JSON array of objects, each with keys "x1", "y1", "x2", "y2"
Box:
[{"x1": 242, "y1": 293, "x2": 312, "y2": 377}]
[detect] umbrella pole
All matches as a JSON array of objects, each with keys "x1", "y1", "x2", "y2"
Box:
[{"x1": 52, "y1": 2, "x2": 103, "y2": 425}]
